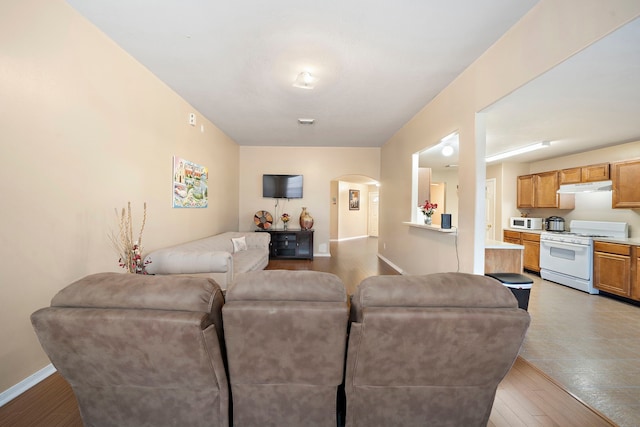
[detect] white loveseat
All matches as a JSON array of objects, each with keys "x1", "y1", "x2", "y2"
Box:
[{"x1": 143, "y1": 232, "x2": 270, "y2": 288}]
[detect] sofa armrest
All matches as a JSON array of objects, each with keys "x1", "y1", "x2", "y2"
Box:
[{"x1": 145, "y1": 250, "x2": 233, "y2": 275}]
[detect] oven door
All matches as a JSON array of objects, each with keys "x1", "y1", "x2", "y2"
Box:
[{"x1": 539, "y1": 240, "x2": 592, "y2": 280}]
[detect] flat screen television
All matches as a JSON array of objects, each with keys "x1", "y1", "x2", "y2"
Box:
[{"x1": 262, "y1": 174, "x2": 303, "y2": 199}]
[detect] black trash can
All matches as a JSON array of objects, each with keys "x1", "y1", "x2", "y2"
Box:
[{"x1": 485, "y1": 273, "x2": 533, "y2": 311}]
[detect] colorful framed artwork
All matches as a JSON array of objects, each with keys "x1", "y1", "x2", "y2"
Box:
[
  {"x1": 349, "y1": 189, "x2": 360, "y2": 210},
  {"x1": 173, "y1": 156, "x2": 208, "y2": 208}
]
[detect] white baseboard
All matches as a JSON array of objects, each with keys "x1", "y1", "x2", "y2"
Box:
[
  {"x1": 0, "y1": 364, "x2": 56, "y2": 407},
  {"x1": 377, "y1": 254, "x2": 404, "y2": 274}
]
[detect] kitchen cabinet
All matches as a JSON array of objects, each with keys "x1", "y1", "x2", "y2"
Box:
[
  {"x1": 521, "y1": 232, "x2": 540, "y2": 273},
  {"x1": 517, "y1": 175, "x2": 536, "y2": 208},
  {"x1": 593, "y1": 241, "x2": 631, "y2": 298},
  {"x1": 611, "y1": 159, "x2": 640, "y2": 208},
  {"x1": 535, "y1": 171, "x2": 560, "y2": 208},
  {"x1": 634, "y1": 247, "x2": 640, "y2": 300},
  {"x1": 503, "y1": 231, "x2": 540, "y2": 273},
  {"x1": 517, "y1": 171, "x2": 574, "y2": 209},
  {"x1": 503, "y1": 230, "x2": 521, "y2": 245},
  {"x1": 559, "y1": 163, "x2": 610, "y2": 184}
]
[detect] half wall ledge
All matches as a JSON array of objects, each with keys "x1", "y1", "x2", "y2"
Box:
[{"x1": 403, "y1": 222, "x2": 457, "y2": 233}]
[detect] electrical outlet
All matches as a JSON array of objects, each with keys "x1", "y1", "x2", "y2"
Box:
[{"x1": 189, "y1": 113, "x2": 196, "y2": 126}]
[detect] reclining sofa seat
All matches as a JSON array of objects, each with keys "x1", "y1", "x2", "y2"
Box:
[
  {"x1": 345, "y1": 272, "x2": 531, "y2": 427},
  {"x1": 31, "y1": 272, "x2": 229, "y2": 427},
  {"x1": 222, "y1": 270, "x2": 349, "y2": 427}
]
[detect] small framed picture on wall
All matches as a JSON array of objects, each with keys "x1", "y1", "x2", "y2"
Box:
[{"x1": 349, "y1": 189, "x2": 360, "y2": 210}]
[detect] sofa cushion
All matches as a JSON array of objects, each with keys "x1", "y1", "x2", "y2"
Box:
[
  {"x1": 226, "y1": 270, "x2": 347, "y2": 303},
  {"x1": 231, "y1": 236, "x2": 247, "y2": 253}
]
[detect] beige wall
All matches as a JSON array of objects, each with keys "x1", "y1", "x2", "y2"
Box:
[
  {"x1": 379, "y1": 0, "x2": 640, "y2": 276},
  {"x1": 0, "y1": 0, "x2": 240, "y2": 392},
  {"x1": 338, "y1": 182, "x2": 369, "y2": 240},
  {"x1": 238, "y1": 147, "x2": 380, "y2": 255}
]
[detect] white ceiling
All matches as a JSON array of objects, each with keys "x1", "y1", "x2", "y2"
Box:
[
  {"x1": 65, "y1": 1, "x2": 640, "y2": 166},
  {"x1": 65, "y1": 0, "x2": 539, "y2": 148},
  {"x1": 423, "y1": 17, "x2": 640, "y2": 169}
]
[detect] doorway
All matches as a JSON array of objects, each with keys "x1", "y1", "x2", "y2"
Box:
[{"x1": 330, "y1": 175, "x2": 380, "y2": 241}]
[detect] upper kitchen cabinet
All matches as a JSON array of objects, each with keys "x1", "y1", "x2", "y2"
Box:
[
  {"x1": 612, "y1": 159, "x2": 640, "y2": 208},
  {"x1": 517, "y1": 171, "x2": 575, "y2": 209},
  {"x1": 559, "y1": 163, "x2": 610, "y2": 184},
  {"x1": 517, "y1": 175, "x2": 535, "y2": 208}
]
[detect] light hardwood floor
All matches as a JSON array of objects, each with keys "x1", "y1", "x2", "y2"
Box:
[{"x1": 0, "y1": 237, "x2": 617, "y2": 427}]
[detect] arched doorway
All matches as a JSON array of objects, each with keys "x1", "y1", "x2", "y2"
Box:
[{"x1": 330, "y1": 175, "x2": 380, "y2": 241}]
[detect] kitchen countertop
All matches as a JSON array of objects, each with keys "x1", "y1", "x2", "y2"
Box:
[
  {"x1": 593, "y1": 236, "x2": 640, "y2": 245},
  {"x1": 486, "y1": 239, "x2": 524, "y2": 249},
  {"x1": 505, "y1": 228, "x2": 640, "y2": 245},
  {"x1": 504, "y1": 228, "x2": 544, "y2": 234}
]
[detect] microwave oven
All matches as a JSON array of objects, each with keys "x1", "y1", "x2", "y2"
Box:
[{"x1": 510, "y1": 217, "x2": 543, "y2": 230}]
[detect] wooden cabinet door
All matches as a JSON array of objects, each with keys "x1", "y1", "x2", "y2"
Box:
[
  {"x1": 517, "y1": 175, "x2": 535, "y2": 208},
  {"x1": 612, "y1": 159, "x2": 640, "y2": 208},
  {"x1": 582, "y1": 163, "x2": 610, "y2": 182},
  {"x1": 535, "y1": 171, "x2": 559, "y2": 208},
  {"x1": 594, "y1": 242, "x2": 631, "y2": 297},
  {"x1": 559, "y1": 167, "x2": 581, "y2": 184},
  {"x1": 503, "y1": 230, "x2": 521, "y2": 245},
  {"x1": 634, "y1": 247, "x2": 640, "y2": 301},
  {"x1": 522, "y1": 239, "x2": 540, "y2": 272}
]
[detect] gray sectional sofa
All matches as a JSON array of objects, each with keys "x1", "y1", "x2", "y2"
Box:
[{"x1": 143, "y1": 231, "x2": 270, "y2": 288}]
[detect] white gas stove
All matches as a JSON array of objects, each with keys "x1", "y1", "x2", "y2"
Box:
[{"x1": 540, "y1": 220, "x2": 628, "y2": 294}]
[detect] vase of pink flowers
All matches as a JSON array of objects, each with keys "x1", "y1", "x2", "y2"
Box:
[{"x1": 420, "y1": 200, "x2": 438, "y2": 225}]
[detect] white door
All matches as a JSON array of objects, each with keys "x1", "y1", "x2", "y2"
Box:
[
  {"x1": 485, "y1": 179, "x2": 496, "y2": 240},
  {"x1": 368, "y1": 192, "x2": 379, "y2": 237}
]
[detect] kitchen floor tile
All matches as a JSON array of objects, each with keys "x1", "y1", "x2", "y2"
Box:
[{"x1": 522, "y1": 274, "x2": 640, "y2": 427}]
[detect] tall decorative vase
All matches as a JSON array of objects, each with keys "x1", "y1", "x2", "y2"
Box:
[
  {"x1": 299, "y1": 207, "x2": 314, "y2": 230},
  {"x1": 424, "y1": 215, "x2": 432, "y2": 225}
]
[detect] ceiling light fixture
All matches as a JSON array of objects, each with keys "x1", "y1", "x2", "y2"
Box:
[
  {"x1": 441, "y1": 145, "x2": 454, "y2": 157},
  {"x1": 293, "y1": 71, "x2": 317, "y2": 89},
  {"x1": 485, "y1": 141, "x2": 551, "y2": 163},
  {"x1": 297, "y1": 118, "x2": 315, "y2": 125}
]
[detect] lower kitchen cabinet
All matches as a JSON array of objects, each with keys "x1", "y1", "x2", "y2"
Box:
[
  {"x1": 502, "y1": 230, "x2": 540, "y2": 273},
  {"x1": 593, "y1": 241, "x2": 632, "y2": 298},
  {"x1": 635, "y1": 247, "x2": 640, "y2": 300},
  {"x1": 503, "y1": 230, "x2": 521, "y2": 245},
  {"x1": 521, "y1": 232, "x2": 540, "y2": 273}
]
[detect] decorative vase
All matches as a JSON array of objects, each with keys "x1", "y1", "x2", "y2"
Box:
[
  {"x1": 299, "y1": 207, "x2": 314, "y2": 230},
  {"x1": 283, "y1": 222, "x2": 288, "y2": 230},
  {"x1": 424, "y1": 215, "x2": 432, "y2": 225}
]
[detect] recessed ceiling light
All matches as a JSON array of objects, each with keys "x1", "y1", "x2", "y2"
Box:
[
  {"x1": 297, "y1": 118, "x2": 315, "y2": 125},
  {"x1": 293, "y1": 71, "x2": 317, "y2": 89}
]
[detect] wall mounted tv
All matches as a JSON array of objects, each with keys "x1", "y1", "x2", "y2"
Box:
[{"x1": 262, "y1": 174, "x2": 303, "y2": 199}]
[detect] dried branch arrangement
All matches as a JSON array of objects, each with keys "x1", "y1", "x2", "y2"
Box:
[{"x1": 109, "y1": 202, "x2": 150, "y2": 273}]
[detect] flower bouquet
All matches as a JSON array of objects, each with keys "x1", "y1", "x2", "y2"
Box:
[
  {"x1": 420, "y1": 200, "x2": 438, "y2": 225},
  {"x1": 281, "y1": 213, "x2": 290, "y2": 230}
]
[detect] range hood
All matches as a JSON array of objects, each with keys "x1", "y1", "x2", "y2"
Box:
[{"x1": 557, "y1": 180, "x2": 613, "y2": 194}]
